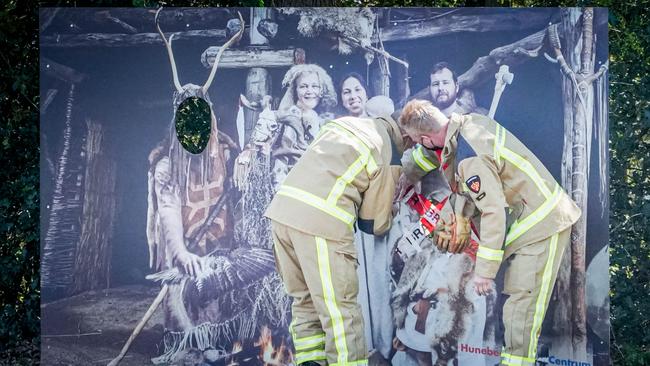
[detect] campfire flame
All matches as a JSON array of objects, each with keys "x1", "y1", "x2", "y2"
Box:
[
  {"x1": 254, "y1": 326, "x2": 293, "y2": 365},
  {"x1": 226, "y1": 341, "x2": 243, "y2": 366},
  {"x1": 232, "y1": 341, "x2": 243, "y2": 354}
]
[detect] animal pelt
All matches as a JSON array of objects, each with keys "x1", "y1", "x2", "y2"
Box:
[
  {"x1": 482, "y1": 284, "x2": 500, "y2": 349},
  {"x1": 391, "y1": 245, "x2": 477, "y2": 345},
  {"x1": 427, "y1": 255, "x2": 475, "y2": 347},
  {"x1": 278, "y1": 8, "x2": 376, "y2": 55},
  {"x1": 151, "y1": 273, "x2": 289, "y2": 365},
  {"x1": 391, "y1": 247, "x2": 431, "y2": 329}
]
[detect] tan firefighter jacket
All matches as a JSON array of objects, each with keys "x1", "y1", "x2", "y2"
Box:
[
  {"x1": 406, "y1": 113, "x2": 581, "y2": 279},
  {"x1": 265, "y1": 116, "x2": 405, "y2": 242}
]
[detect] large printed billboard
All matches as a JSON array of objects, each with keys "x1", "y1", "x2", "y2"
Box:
[{"x1": 40, "y1": 7, "x2": 609, "y2": 366}]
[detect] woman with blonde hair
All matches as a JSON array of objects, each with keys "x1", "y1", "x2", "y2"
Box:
[{"x1": 278, "y1": 64, "x2": 337, "y2": 140}]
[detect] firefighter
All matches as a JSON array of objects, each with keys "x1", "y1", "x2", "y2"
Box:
[
  {"x1": 397, "y1": 62, "x2": 485, "y2": 252},
  {"x1": 265, "y1": 115, "x2": 406, "y2": 366},
  {"x1": 397, "y1": 99, "x2": 581, "y2": 366}
]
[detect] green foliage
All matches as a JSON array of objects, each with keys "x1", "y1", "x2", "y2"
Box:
[
  {"x1": 339, "y1": 0, "x2": 468, "y2": 5},
  {"x1": 606, "y1": 0, "x2": 650, "y2": 364},
  {"x1": 0, "y1": 0, "x2": 648, "y2": 364},
  {"x1": 0, "y1": 0, "x2": 40, "y2": 358},
  {"x1": 175, "y1": 97, "x2": 212, "y2": 154}
]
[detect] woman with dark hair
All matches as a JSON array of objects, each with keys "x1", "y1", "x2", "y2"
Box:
[
  {"x1": 337, "y1": 72, "x2": 400, "y2": 365},
  {"x1": 338, "y1": 72, "x2": 369, "y2": 117}
]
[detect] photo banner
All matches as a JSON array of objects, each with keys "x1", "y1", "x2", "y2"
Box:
[{"x1": 40, "y1": 7, "x2": 609, "y2": 366}]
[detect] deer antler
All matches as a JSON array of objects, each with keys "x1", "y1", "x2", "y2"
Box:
[
  {"x1": 202, "y1": 11, "x2": 245, "y2": 93},
  {"x1": 155, "y1": 7, "x2": 183, "y2": 93}
]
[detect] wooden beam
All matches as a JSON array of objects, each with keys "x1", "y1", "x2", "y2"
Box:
[
  {"x1": 375, "y1": 11, "x2": 552, "y2": 42},
  {"x1": 42, "y1": 8, "x2": 234, "y2": 34},
  {"x1": 40, "y1": 28, "x2": 241, "y2": 48},
  {"x1": 39, "y1": 8, "x2": 60, "y2": 33},
  {"x1": 408, "y1": 23, "x2": 554, "y2": 99},
  {"x1": 41, "y1": 89, "x2": 59, "y2": 116},
  {"x1": 201, "y1": 47, "x2": 299, "y2": 69},
  {"x1": 96, "y1": 10, "x2": 138, "y2": 34},
  {"x1": 457, "y1": 24, "x2": 549, "y2": 89},
  {"x1": 41, "y1": 57, "x2": 86, "y2": 84}
]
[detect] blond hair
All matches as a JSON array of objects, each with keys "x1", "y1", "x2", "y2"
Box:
[
  {"x1": 398, "y1": 99, "x2": 445, "y2": 134},
  {"x1": 278, "y1": 64, "x2": 337, "y2": 112}
]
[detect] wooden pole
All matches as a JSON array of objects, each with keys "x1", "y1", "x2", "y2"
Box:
[
  {"x1": 553, "y1": 7, "x2": 593, "y2": 360},
  {"x1": 394, "y1": 53, "x2": 410, "y2": 109},
  {"x1": 244, "y1": 8, "x2": 273, "y2": 145},
  {"x1": 244, "y1": 69, "x2": 272, "y2": 144},
  {"x1": 250, "y1": 8, "x2": 274, "y2": 45},
  {"x1": 72, "y1": 120, "x2": 116, "y2": 294},
  {"x1": 369, "y1": 55, "x2": 390, "y2": 98},
  {"x1": 107, "y1": 285, "x2": 169, "y2": 366}
]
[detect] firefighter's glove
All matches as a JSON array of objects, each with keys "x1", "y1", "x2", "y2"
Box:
[
  {"x1": 435, "y1": 223, "x2": 453, "y2": 252},
  {"x1": 449, "y1": 214, "x2": 471, "y2": 254},
  {"x1": 450, "y1": 194, "x2": 475, "y2": 253},
  {"x1": 433, "y1": 197, "x2": 472, "y2": 253},
  {"x1": 433, "y1": 199, "x2": 455, "y2": 252}
]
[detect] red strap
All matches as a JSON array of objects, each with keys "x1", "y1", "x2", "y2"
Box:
[
  {"x1": 405, "y1": 190, "x2": 478, "y2": 260},
  {"x1": 434, "y1": 149, "x2": 448, "y2": 170},
  {"x1": 405, "y1": 192, "x2": 446, "y2": 233}
]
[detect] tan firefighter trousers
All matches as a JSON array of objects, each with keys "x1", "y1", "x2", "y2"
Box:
[
  {"x1": 271, "y1": 221, "x2": 368, "y2": 366},
  {"x1": 500, "y1": 228, "x2": 571, "y2": 366}
]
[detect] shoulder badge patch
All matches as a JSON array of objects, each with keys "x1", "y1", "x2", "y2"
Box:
[{"x1": 465, "y1": 175, "x2": 481, "y2": 194}]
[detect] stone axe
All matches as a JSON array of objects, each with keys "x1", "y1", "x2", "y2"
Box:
[{"x1": 488, "y1": 65, "x2": 514, "y2": 119}]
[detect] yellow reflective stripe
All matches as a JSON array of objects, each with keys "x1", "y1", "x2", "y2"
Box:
[
  {"x1": 294, "y1": 333, "x2": 326, "y2": 351},
  {"x1": 315, "y1": 237, "x2": 349, "y2": 364},
  {"x1": 496, "y1": 123, "x2": 554, "y2": 201},
  {"x1": 499, "y1": 147, "x2": 552, "y2": 198},
  {"x1": 501, "y1": 352, "x2": 536, "y2": 366},
  {"x1": 494, "y1": 124, "x2": 500, "y2": 166},
  {"x1": 412, "y1": 145, "x2": 437, "y2": 172},
  {"x1": 502, "y1": 361, "x2": 523, "y2": 366},
  {"x1": 495, "y1": 123, "x2": 558, "y2": 244},
  {"x1": 502, "y1": 360, "x2": 535, "y2": 366},
  {"x1": 327, "y1": 155, "x2": 368, "y2": 205},
  {"x1": 295, "y1": 349, "x2": 327, "y2": 363},
  {"x1": 331, "y1": 360, "x2": 369, "y2": 366},
  {"x1": 323, "y1": 122, "x2": 378, "y2": 174},
  {"x1": 494, "y1": 124, "x2": 550, "y2": 199},
  {"x1": 476, "y1": 246, "x2": 504, "y2": 262},
  {"x1": 505, "y1": 185, "x2": 562, "y2": 246},
  {"x1": 289, "y1": 319, "x2": 296, "y2": 343},
  {"x1": 527, "y1": 233, "x2": 559, "y2": 358},
  {"x1": 501, "y1": 352, "x2": 536, "y2": 362},
  {"x1": 277, "y1": 185, "x2": 355, "y2": 226},
  {"x1": 494, "y1": 124, "x2": 506, "y2": 167}
]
